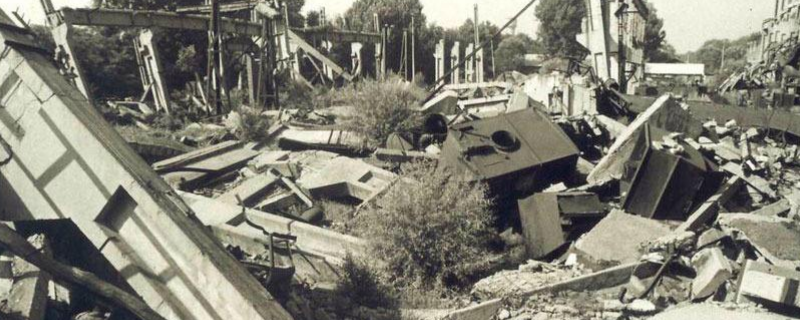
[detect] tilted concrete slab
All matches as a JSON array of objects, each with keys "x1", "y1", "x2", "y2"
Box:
[
  {"x1": 0, "y1": 12, "x2": 291, "y2": 320},
  {"x1": 296, "y1": 156, "x2": 396, "y2": 202},
  {"x1": 180, "y1": 192, "x2": 368, "y2": 283}
]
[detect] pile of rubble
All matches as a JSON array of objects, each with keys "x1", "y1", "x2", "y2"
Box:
[{"x1": 3, "y1": 5, "x2": 800, "y2": 319}]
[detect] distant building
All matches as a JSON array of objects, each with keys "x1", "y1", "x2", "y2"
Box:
[
  {"x1": 644, "y1": 63, "x2": 706, "y2": 81},
  {"x1": 751, "y1": 0, "x2": 800, "y2": 64},
  {"x1": 576, "y1": 0, "x2": 649, "y2": 93}
]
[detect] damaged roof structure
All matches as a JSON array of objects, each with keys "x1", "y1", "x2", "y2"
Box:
[{"x1": 1, "y1": 0, "x2": 800, "y2": 319}]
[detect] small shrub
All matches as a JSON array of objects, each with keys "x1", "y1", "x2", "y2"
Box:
[
  {"x1": 334, "y1": 254, "x2": 397, "y2": 310},
  {"x1": 355, "y1": 162, "x2": 499, "y2": 290},
  {"x1": 333, "y1": 75, "x2": 425, "y2": 149},
  {"x1": 229, "y1": 106, "x2": 270, "y2": 142}
]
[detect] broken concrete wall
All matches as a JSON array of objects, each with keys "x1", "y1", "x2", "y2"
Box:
[{"x1": 0, "y1": 13, "x2": 291, "y2": 320}]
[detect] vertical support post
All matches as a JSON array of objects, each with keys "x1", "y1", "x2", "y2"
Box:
[
  {"x1": 134, "y1": 29, "x2": 171, "y2": 114},
  {"x1": 474, "y1": 4, "x2": 484, "y2": 83},
  {"x1": 411, "y1": 14, "x2": 416, "y2": 81},
  {"x1": 401, "y1": 30, "x2": 408, "y2": 80},
  {"x1": 434, "y1": 39, "x2": 445, "y2": 85},
  {"x1": 322, "y1": 40, "x2": 335, "y2": 80},
  {"x1": 374, "y1": 13, "x2": 383, "y2": 80},
  {"x1": 450, "y1": 41, "x2": 461, "y2": 85},
  {"x1": 351, "y1": 42, "x2": 363, "y2": 78},
  {"x1": 616, "y1": 0, "x2": 627, "y2": 93},
  {"x1": 465, "y1": 43, "x2": 475, "y2": 83}
]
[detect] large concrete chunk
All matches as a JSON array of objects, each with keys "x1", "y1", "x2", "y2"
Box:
[
  {"x1": 575, "y1": 210, "x2": 672, "y2": 264},
  {"x1": 518, "y1": 193, "x2": 565, "y2": 258},
  {"x1": 737, "y1": 260, "x2": 800, "y2": 308},
  {"x1": 691, "y1": 247, "x2": 733, "y2": 299},
  {"x1": 0, "y1": 15, "x2": 291, "y2": 320}
]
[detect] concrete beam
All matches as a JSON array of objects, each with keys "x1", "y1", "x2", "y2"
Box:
[
  {"x1": 5, "y1": 234, "x2": 51, "y2": 320},
  {"x1": 54, "y1": 8, "x2": 263, "y2": 37},
  {"x1": 133, "y1": 29, "x2": 171, "y2": 113},
  {"x1": 293, "y1": 26, "x2": 382, "y2": 44},
  {"x1": 287, "y1": 29, "x2": 353, "y2": 82},
  {"x1": 0, "y1": 13, "x2": 291, "y2": 320}
]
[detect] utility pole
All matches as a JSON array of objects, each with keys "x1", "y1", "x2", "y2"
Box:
[
  {"x1": 474, "y1": 4, "x2": 480, "y2": 82},
  {"x1": 615, "y1": 0, "x2": 628, "y2": 93},
  {"x1": 719, "y1": 43, "x2": 727, "y2": 72}
]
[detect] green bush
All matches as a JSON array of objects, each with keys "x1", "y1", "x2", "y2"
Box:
[
  {"x1": 356, "y1": 162, "x2": 499, "y2": 290},
  {"x1": 333, "y1": 76, "x2": 425, "y2": 149}
]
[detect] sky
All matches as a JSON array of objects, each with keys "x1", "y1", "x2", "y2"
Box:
[{"x1": 1, "y1": 0, "x2": 775, "y2": 53}]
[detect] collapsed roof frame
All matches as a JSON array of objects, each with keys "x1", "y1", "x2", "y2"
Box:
[{"x1": 38, "y1": 0, "x2": 385, "y2": 112}]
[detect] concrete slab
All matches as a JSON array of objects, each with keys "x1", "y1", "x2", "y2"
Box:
[
  {"x1": 296, "y1": 156, "x2": 396, "y2": 202},
  {"x1": 575, "y1": 210, "x2": 672, "y2": 264},
  {"x1": 0, "y1": 19, "x2": 291, "y2": 320},
  {"x1": 216, "y1": 172, "x2": 280, "y2": 207},
  {"x1": 719, "y1": 214, "x2": 800, "y2": 264},
  {"x1": 518, "y1": 193, "x2": 565, "y2": 258}
]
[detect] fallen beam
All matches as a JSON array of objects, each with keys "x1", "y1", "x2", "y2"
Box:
[
  {"x1": 5, "y1": 234, "x2": 51, "y2": 320},
  {"x1": 287, "y1": 29, "x2": 354, "y2": 81},
  {"x1": 0, "y1": 12, "x2": 291, "y2": 319},
  {"x1": 0, "y1": 224, "x2": 165, "y2": 320},
  {"x1": 677, "y1": 176, "x2": 743, "y2": 232}
]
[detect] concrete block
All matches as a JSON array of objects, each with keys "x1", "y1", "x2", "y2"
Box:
[
  {"x1": 691, "y1": 247, "x2": 733, "y2": 299},
  {"x1": 737, "y1": 260, "x2": 800, "y2": 308},
  {"x1": 575, "y1": 210, "x2": 672, "y2": 264}
]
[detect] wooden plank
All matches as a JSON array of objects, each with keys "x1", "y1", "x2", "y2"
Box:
[
  {"x1": 0, "y1": 225, "x2": 166, "y2": 320},
  {"x1": 217, "y1": 173, "x2": 280, "y2": 206}
]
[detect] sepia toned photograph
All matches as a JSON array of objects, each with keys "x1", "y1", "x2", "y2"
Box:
[{"x1": 0, "y1": 0, "x2": 793, "y2": 319}]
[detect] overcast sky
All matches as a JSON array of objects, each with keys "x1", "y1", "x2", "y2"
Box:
[{"x1": 1, "y1": 0, "x2": 774, "y2": 53}]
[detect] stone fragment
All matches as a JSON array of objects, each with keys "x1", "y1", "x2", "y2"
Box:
[{"x1": 691, "y1": 248, "x2": 733, "y2": 299}]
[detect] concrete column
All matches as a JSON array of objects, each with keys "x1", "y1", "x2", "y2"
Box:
[
  {"x1": 476, "y1": 46, "x2": 485, "y2": 83},
  {"x1": 134, "y1": 29, "x2": 171, "y2": 113},
  {"x1": 351, "y1": 42, "x2": 363, "y2": 77},
  {"x1": 52, "y1": 24, "x2": 92, "y2": 101},
  {"x1": 434, "y1": 39, "x2": 445, "y2": 84},
  {"x1": 374, "y1": 13, "x2": 384, "y2": 80},
  {"x1": 450, "y1": 41, "x2": 461, "y2": 85},
  {"x1": 465, "y1": 43, "x2": 475, "y2": 83},
  {"x1": 322, "y1": 40, "x2": 335, "y2": 80}
]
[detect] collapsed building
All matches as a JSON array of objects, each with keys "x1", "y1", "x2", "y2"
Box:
[{"x1": 0, "y1": 0, "x2": 799, "y2": 320}]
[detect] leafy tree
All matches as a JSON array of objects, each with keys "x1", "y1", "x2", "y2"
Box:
[
  {"x1": 494, "y1": 33, "x2": 540, "y2": 74},
  {"x1": 344, "y1": 0, "x2": 426, "y2": 79},
  {"x1": 682, "y1": 33, "x2": 761, "y2": 86},
  {"x1": 642, "y1": 1, "x2": 673, "y2": 62},
  {"x1": 534, "y1": 0, "x2": 587, "y2": 57}
]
